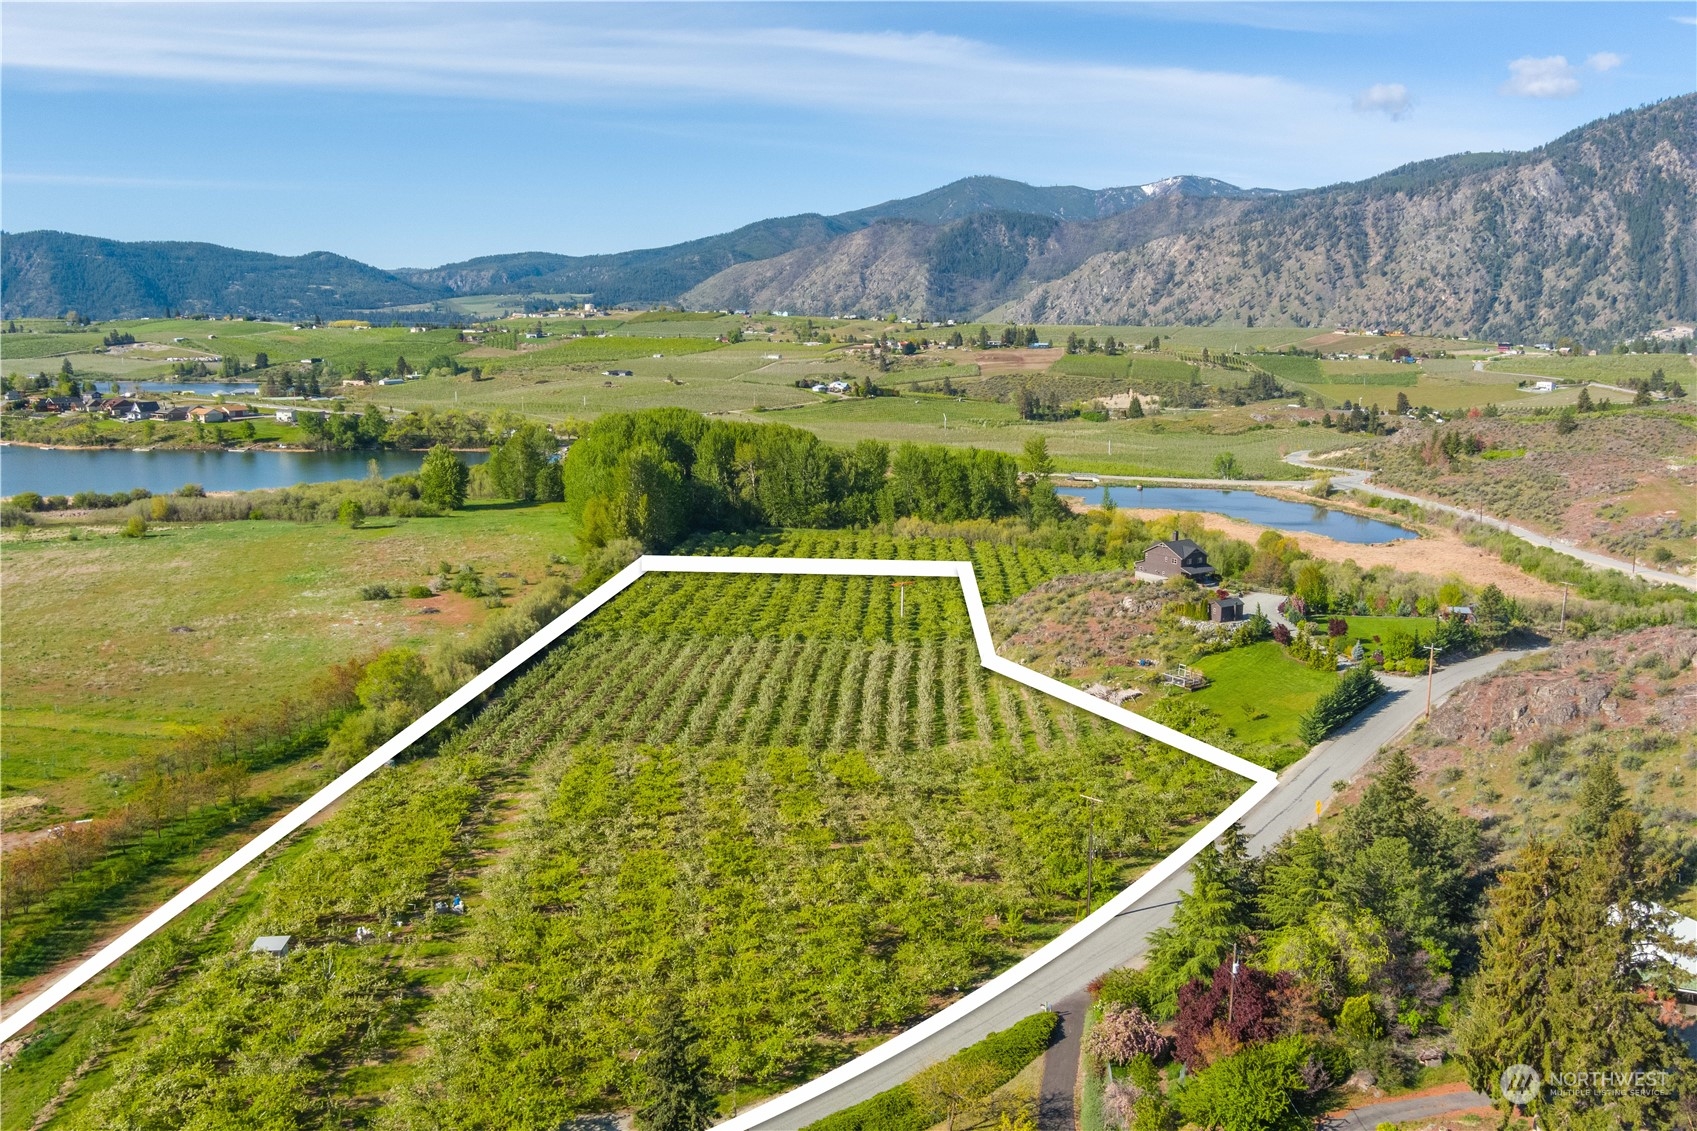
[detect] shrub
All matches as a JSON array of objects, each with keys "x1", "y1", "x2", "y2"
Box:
[
  {"x1": 176, "y1": 483, "x2": 207, "y2": 497},
  {"x1": 359, "y1": 584, "x2": 395, "y2": 601},
  {"x1": 804, "y1": 1012, "x2": 1057, "y2": 1131},
  {"x1": 338, "y1": 498, "x2": 365, "y2": 527},
  {"x1": 1297, "y1": 665, "x2": 1385, "y2": 745},
  {"x1": 1085, "y1": 1003, "x2": 1171, "y2": 1067},
  {"x1": 120, "y1": 515, "x2": 148, "y2": 538},
  {"x1": 406, "y1": 585, "x2": 434, "y2": 599},
  {"x1": 0, "y1": 504, "x2": 36, "y2": 528},
  {"x1": 10, "y1": 491, "x2": 43, "y2": 511}
]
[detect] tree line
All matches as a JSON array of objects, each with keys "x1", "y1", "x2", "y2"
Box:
[{"x1": 563, "y1": 408, "x2": 1067, "y2": 551}]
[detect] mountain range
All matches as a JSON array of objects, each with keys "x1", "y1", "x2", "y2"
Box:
[{"x1": 4, "y1": 95, "x2": 1692, "y2": 339}]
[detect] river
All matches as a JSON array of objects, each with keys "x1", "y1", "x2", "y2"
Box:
[
  {"x1": 0, "y1": 445, "x2": 489, "y2": 497},
  {"x1": 1057, "y1": 484, "x2": 1415, "y2": 544}
]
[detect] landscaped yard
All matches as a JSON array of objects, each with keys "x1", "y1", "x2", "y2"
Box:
[{"x1": 1187, "y1": 641, "x2": 1336, "y2": 756}]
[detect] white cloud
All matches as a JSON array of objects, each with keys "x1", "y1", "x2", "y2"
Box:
[
  {"x1": 1500, "y1": 56, "x2": 1581, "y2": 98},
  {"x1": 1585, "y1": 51, "x2": 1624, "y2": 72},
  {"x1": 1352, "y1": 82, "x2": 1411, "y2": 119},
  {"x1": 1674, "y1": 15, "x2": 1697, "y2": 26},
  {"x1": 0, "y1": 5, "x2": 1518, "y2": 193}
]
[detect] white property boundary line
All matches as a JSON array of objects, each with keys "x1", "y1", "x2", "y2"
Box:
[{"x1": 0, "y1": 554, "x2": 1279, "y2": 1108}]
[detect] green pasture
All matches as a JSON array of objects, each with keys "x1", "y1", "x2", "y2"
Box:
[{"x1": 0, "y1": 501, "x2": 580, "y2": 820}]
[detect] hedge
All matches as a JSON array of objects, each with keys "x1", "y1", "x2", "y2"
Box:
[
  {"x1": 1297, "y1": 664, "x2": 1386, "y2": 745},
  {"x1": 804, "y1": 1011, "x2": 1059, "y2": 1131}
]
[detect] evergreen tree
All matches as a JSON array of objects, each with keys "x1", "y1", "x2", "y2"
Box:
[
  {"x1": 1128, "y1": 395, "x2": 1144, "y2": 418},
  {"x1": 1571, "y1": 753, "x2": 1625, "y2": 842},
  {"x1": 635, "y1": 1006, "x2": 716, "y2": 1131},
  {"x1": 1576, "y1": 386, "x2": 1594, "y2": 412}
]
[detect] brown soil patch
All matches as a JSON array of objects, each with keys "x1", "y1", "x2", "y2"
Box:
[{"x1": 970, "y1": 348, "x2": 1061, "y2": 375}]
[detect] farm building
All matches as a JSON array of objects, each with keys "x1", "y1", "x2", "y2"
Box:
[{"x1": 1134, "y1": 537, "x2": 1217, "y2": 583}]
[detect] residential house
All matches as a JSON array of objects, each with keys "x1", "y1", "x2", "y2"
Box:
[
  {"x1": 275, "y1": 409, "x2": 297, "y2": 424},
  {"x1": 1135, "y1": 537, "x2": 1217, "y2": 583},
  {"x1": 187, "y1": 405, "x2": 229, "y2": 424},
  {"x1": 153, "y1": 406, "x2": 190, "y2": 421}
]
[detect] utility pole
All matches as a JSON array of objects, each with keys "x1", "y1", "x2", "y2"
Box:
[
  {"x1": 1226, "y1": 943, "x2": 1239, "y2": 1029},
  {"x1": 1080, "y1": 794, "x2": 1104, "y2": 919},
  {"x1": 1425, "y1": 643, "x2": 1439, "y2": 718}
]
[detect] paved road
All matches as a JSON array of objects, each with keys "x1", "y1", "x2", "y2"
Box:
[
  {"x1": 1284, "y1": 450, "x2": 1697, "y2": 591},
  {"x1": 1321, "y1": 1089, "x2": 1494, "y2": 1129},
  {"x1": 734, "y1": 648, "x2": 1535, "y2": 1129}
]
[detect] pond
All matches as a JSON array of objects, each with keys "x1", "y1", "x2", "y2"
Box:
[
  {"x1": 1057, "y1": 484, "x2": 1415, "y2": 544},
  {"x1": 0, "y1": 445, "x2": 488, "y2": 498},
  {"x1": 120, "y1": 382, "x2": 259, "y2": 396}
]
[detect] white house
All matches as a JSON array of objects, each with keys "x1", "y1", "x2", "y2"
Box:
[{"x1": 1532, "y1": 380, "x2": 1557, "y2": 393}]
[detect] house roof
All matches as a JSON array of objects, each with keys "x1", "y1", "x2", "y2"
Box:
[{"x1": 1148, "y1": 538, "x2": 1204, "y2": 560}]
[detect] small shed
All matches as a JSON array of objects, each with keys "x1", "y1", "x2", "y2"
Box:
[
  {"x1": 250, "y1": 934, "x2": 293, "y2": 957},
  {"x1": 1209, "y1": 595, "x2": 1244, "y2": 623}
]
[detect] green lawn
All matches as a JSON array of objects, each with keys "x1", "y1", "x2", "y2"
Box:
[
  {"x1": 1322, "y1": 615, "x2": 1439, "y2": 645},
  {"x1": 1186, "y1": 641, "x2": 1336, "y2": 754}
]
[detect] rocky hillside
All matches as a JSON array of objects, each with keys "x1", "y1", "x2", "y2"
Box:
[{"x1": 1006, "y1": 97, "x2": 1696, "y2": 339}]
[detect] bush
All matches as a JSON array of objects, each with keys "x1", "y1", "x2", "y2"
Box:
[
  {"x1": 1, "y1": 504, "x2": 36, "y2": 528},
  {"x1": 804, "y1": 1012, "x2": 1057, "y2": 1131},
  {"x1": 359, "y1": 584, "x2": 395, "y2": 601},
  {"x1": 10, "y1": 491, "x2": 43, "y2": 511},
  {"x1": 176, "y1": 483, "x2": 207, "y2": 497},
  {"x1": 406, "y1": 585, "x2": 434, "y2": 599},
  {"x1": 120, "y1": 515, "x2": 148, "y2": 538}
]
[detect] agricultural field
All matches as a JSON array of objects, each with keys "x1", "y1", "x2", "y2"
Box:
[
  {"x1": 1485, "y1": 350, "x2": 1697, "y2": 386},
  {"x1": 4, "y1": 558, "x2": 1252, "y2": 1130},
  {"x1": 0, "y1": 501, "x2": 580, "y2": 822},
  {"x1": 1, "y1": 318, "x2": 475, "y2": 385}
]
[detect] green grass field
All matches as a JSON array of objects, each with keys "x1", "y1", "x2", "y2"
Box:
[
  {"x1": 1189, "y1": 641, "x2": 1335, "y2": 753},
  {"x1": 1, "y1": 502, "x2": 580, "y2": 821},
  {"x1": 1485, "y1": 352, "x2": 1697, "y2": 384}
]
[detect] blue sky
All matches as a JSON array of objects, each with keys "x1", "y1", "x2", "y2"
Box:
[{"x1": 3, "y1": 2, "x2": 1692, "y2": 267}]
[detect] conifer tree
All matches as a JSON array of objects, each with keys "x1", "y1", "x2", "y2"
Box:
[
  {"x1": 1571, "y1": 752, "x2": 1625, "y2": 842},
  {"x1": 636, "y1": 1005, "x2": 716, "y2": 1131}
]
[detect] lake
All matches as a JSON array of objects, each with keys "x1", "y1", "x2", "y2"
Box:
[
  {"x1": 1, "y1": 446, "x2": 489, "y2": 498},
  {"x1": 1057, "y1": 484, "x2": 1415, "y2": 544}
]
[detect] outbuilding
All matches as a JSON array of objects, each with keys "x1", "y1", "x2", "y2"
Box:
[
  {"x1": 1209, "y1": 595, "x2": 1244, "y2": 622},
  {"x1": 250, "y1": 935, "x2": 292, "y2": 957}
]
